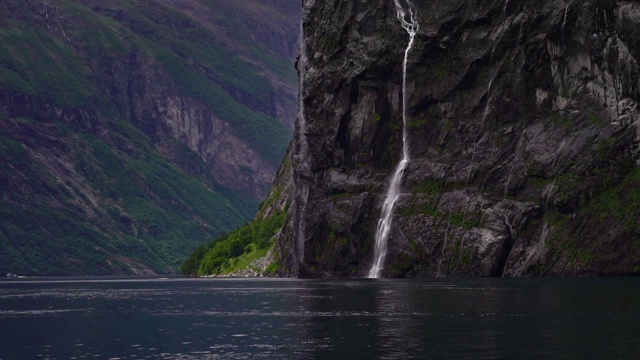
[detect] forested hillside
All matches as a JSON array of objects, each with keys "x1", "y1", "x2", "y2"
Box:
[{"x1": 0, "y1": 0, "x2": 300, "y2": 275}]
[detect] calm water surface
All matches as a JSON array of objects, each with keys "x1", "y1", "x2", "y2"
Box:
[{"x1": 0, "y1": 277, "x2": 639, "y2": 359}]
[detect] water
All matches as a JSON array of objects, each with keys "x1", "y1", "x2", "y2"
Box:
[
  {"x1": 369, "y1": 0, "x2": 419, "y2": 279},
  {"x1": 1, "y1": 277, "x2": 640, "y2": 359}
]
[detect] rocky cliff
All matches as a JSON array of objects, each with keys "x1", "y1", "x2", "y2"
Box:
[
  {"x1": 0, "y1": 0, "x2": 299, "y2": 275},
  {"x1": 271, "y1": 0, "x2": 640, "y2": 277}
]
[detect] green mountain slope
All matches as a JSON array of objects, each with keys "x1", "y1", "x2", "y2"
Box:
[
  {"x1": 0, "y1": 0, "x2": 299, "y2": 275},
  {"x1": 181, "y1": 155, "x2": 293, "y2": 277}
]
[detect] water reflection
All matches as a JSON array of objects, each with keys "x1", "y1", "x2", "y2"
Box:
[
  {"x1": 1, "y1": 278, "x2": 640, "y2": 359},
  {"x1": 290, "y1": 278, "x2": 640, "y2": 359},
  {"x1": 296, "y1": 280, "x2": 379, "y2": 358},
  {"x1": 373, "y1": 281, "x2": 422, "y2": 359}
]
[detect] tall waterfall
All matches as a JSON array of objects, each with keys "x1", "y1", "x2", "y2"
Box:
[{"x1": 368, "y1": 0, "x2": 419, "y2": 278}]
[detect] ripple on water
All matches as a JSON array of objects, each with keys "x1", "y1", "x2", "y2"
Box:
[{"x1": 0, "y1": 309, "x2": 89, "y2": 317}]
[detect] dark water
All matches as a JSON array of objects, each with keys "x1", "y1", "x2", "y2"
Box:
[{"x1": 1, "y1": 277, "x2": 639, "y2": 359}]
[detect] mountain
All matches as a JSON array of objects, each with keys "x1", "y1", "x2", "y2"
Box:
[
  {"x1": 188, "y1": 0, "x2": 640, "y2": 277},
  {"x1": 0, "y1": 0, "x2": 300, "y2": 276}
]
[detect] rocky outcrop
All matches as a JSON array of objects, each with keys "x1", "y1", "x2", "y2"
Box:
[{"x1": 274, "y1": 0, "x2": 640, "y2": 277}]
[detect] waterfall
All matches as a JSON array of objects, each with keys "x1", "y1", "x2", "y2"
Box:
[{"x1": 368, "y1": 0, "x2": 419, "y2": 278}]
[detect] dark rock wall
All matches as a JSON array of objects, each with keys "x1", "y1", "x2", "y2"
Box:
[{"x1": 276, "y1": 0, "x2": 640, "y2": 277}]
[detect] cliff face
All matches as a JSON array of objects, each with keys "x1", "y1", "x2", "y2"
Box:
[
  {"x1": 0, "y1": 0, "x2": 299, "y2": 275},
  {"x1": 275, "y1": 0, "x2": 640, "y2": 277}
]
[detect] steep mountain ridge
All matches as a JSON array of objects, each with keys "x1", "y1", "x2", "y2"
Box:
[
  {"x1": 0, "y1": 0, "x2": 300, "y2": 275},
  {"x1": 267, "y1": 0, "x2": 640, "y2": 277}
]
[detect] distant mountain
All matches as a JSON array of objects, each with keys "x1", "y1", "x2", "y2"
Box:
[{"x1": 0, "y1": 0, "x2": 300, "y2": 275}]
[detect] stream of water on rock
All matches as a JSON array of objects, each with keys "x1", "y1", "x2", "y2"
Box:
[{"x1": 368, "y1": 0, "x2": 419, "y2": 278}]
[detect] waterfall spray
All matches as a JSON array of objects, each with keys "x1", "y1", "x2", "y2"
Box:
[{"x1": 368, "y1": 0, "x2": 419, "y2": 278}]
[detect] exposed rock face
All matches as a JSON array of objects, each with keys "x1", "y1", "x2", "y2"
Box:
[
  {"x1": 4, "y1": 0, "x2": 298, "y2": 200},
  {"x1": 274, "y1": 0, "x2": 640, "y2": 277},
  {"x1": 99, "y1": 51, "x2": 278, "y2": 199},
  {"x1": 83, "y1": 0, "x2": 299, "y2": 199}
]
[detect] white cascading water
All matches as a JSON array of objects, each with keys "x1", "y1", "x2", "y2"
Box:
[{"x1": 368, "y1": 0, "x2": 419, "y2": 278}]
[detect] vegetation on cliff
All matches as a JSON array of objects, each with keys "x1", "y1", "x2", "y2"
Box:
[
  {"x1": 180, "y1": 208, "x2": 287, "y2": 276},
  {"x1": 181, "y1": 158, "x2": 293, "y2": 277}
]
